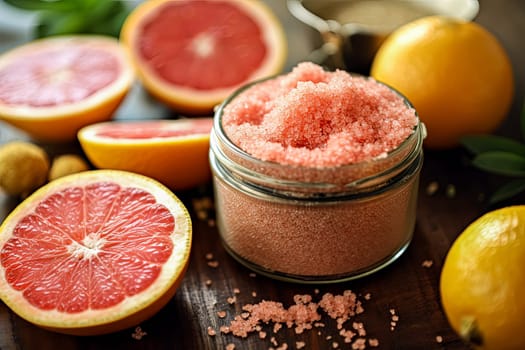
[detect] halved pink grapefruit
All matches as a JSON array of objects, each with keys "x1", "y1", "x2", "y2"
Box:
[
  {"x1": 0, "y1": 36, "x2": 135, "y2": 142},
  {"x1": 78, "y1": 118, "x2": 213, "y2": 190},
  {"x1": 120, "y1": 0, "x2": 287, "y2": 114},
  {"x1": 0, "y1": 170, "x2": 192, "y2": 335}
]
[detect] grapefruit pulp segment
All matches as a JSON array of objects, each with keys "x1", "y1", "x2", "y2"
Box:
[
  {"x1": 0, "y1": 36, "x2": 135, "y2": 142},
  {"x1": 0, "y1": 170, "x2": 192, "y2": 335},
  {"x1": 78, "y1": 118, "x2": 214, "y2": 190},
  {"x1": 92, "y1": 118, "x2": 213, "y2": 139},
  {"x1": 121, "y1": 0, "x2": 287, "y2": 114}
]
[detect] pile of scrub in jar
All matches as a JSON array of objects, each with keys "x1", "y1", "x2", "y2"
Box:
[{"x1": 222, "y1": 62, "x2": 418, "y2": 167}]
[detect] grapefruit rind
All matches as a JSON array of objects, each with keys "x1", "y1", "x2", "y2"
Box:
[
  {"x1": 120, "y1": 0, "x2": 287, "y2": 114},
  {"x1": 0, "y1": 170, "x2": 192, "y2": 335},
  {"x1": 78, "y1": 119, "x2": 213, "y2": 190},
  {"x1": 0, "y1": 36, "x2": 135, "y2": 142}
]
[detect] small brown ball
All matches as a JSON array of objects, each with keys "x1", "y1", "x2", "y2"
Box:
[
  {"x1": 48, "y1": 154, "x2": 90, "y2": 181},
  {"x1": 0, "y1": 141, "x2": 50, "y2": 196}
]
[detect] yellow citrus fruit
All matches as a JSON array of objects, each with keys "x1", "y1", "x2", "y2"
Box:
[
  {"x1": 370, "y1": 16, "x2": 514, "y2": 149},
  {"x1": 440, "y1": 206, "x2": 525, "y2": 350},
  {"x1": 0, "y1": 170, "x2": 192, "y2": 335},
  {"x1": 78, "y1": 118, "x2": 213, "y2": 190},
  {"x1": 0, "y1": 141, "x2": 49, "y2": 197},
  {"x1": 120, "y1": 0, "x2": 287, "y2": 115},
  {"x1": 0, "y1": 36, "x2": 135, "y2": 142},
  {"x1": 48, "y1": 154, "x2": 90, "y2": 181}
]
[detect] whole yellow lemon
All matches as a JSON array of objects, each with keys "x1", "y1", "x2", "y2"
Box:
[
  {"x1": 440, "y1": 206, "x2": 525, "y2": 350},
  {"x1": 371, "y1": 16, "x2": 514, "y2": 149}
]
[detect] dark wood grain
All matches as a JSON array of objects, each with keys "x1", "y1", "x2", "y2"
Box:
[{"x1": 1, "y1": 0, "x2": 524, "y2": 349}]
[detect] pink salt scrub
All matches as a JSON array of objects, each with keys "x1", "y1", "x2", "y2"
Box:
[
  {"x1": 211, "y1": 62, "x2": 424, "y2": 280},
  {"x1": 222, "y1": 62, "x2": 416, "y2": 167}
]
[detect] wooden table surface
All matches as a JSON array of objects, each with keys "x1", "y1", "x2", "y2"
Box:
[{"x1": 1, "y1": 0, "x2": 524, "y2": 349}]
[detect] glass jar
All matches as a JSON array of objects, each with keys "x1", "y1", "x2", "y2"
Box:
[{"x1": 209, "y1": 80, "x2": 425, "y2": 284}]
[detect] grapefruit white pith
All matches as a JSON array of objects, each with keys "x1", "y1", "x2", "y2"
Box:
[
  {"x1": 0, "y1": 170, "x2": 192, "y2": 335},
  {"x1": 78, "y1": 118, "x2": 213, "y2": 190},
  {"x1": 0, "y1": 36, "x2": 135, "y2": 142},
  {"x1": 120, "y1": 0, "x2": 287, "y2": 114}
]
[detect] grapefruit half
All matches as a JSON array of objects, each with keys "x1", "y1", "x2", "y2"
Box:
[
  {"x1": 0, "y1": 36, "x2": 135, "y2": 142},
  {"x1": 120, "y1": 0, "x2": 287, "y2": 114},
  {"x1": 78, "y1": 118, "x2": 213, "y2": 190},
  {"x1": 0, "y1": 170, "x2": 192, "y2": 335}
]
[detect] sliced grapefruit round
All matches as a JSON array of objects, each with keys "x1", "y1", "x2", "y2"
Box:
[
  {"x1": 120, "y1": 0, "x2": 287, "y2": 114},
  {"x1": 0, "y1": 170, "x2": 191, "y2": 335},
  {"x1": 0, "y1": 36, "x2": 135, "y2": 142},
  {"x1": 78, "y1": 118, "x2": 213, "y2": 190}
]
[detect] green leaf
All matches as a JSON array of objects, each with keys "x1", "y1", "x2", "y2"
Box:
[
  {"x1": 461, "y1": 135, "x2": 525, "y2": 156},
  {"x1": 82, "y1": 0, "x2": 130, "y2": 37},
  {"x1": 4, "y1": 0, "x2": 78, "y2": 12},
  {"x1": 489, "y1": 178, "x2": 525, "y2": 204},
  {"x1": 34, "y1": 11, "x2": 88, "y2": 38},
  {"x1": 5, "y1": 0, "x2": 131, "y2": 38},
  {"x1": 88, "y1": 10, "x2": 129, "y2": 37},
  {"x1": 471, "y1": 151, "x2": 525, "y2": 177},
  {"x1": 86, "y1": 0, "x2": 125, "y2": 19}
]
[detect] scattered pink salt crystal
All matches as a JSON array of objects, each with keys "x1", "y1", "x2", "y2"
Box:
[
  {"x1": 207, "y1": 326, "x2": 216, "y2": 336},
  {"x1": 319, "y1": 290, "x2": 362, "y2": 324},
  {"x1": 217, "y1": 290, "x2": 378, "y2": 348},
  {"x1": 340, "y1": 328, "x2": 356, "y2": 343},
  {"x1": 352, "y1": 322, "x2": 366, "y2": 337},
  {"x1": 207, "y1": 260, "x2": 219, "y2": 268},
  {"x1": 270, "y1": 336, "x2": 278, "y2": 346},
  {"x1": 369, "y1": 338, "x2": 380, "y2": 347},
  {"x1": 276, "y1": 343, "x2": 288, "y2": 350},
  {"x1": 389, "y1": 308, "x2": 399, "y2": 331},
  {"x1": 422, "y1": 260, "x2": 434, "y2": 268},
  {"x1": 352, "y1": 338, "x2": 367, "y2": 350},
  {"x1": 131, "y1": 326, "x2": 147, "y2": 340}
]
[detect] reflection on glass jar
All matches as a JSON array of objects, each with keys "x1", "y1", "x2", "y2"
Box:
[{"x1": 209, "y1": 64, "x2": 425, "y2": 283}]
